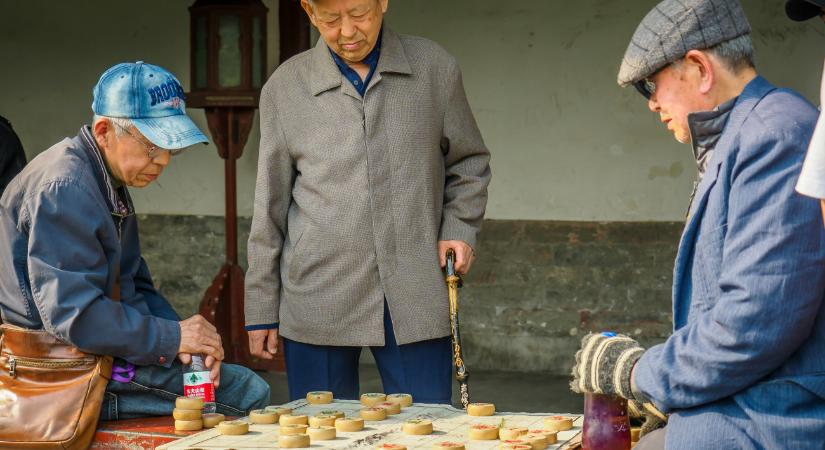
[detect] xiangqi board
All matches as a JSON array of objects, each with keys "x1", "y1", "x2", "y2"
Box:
[{"x1": 158, "y1": 399, "x2": 582, "y2": 450}]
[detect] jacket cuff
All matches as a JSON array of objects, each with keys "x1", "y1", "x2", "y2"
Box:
[
  {"x1": 439, "y1": 216, "x2": 479, "y2": 250},
  {"x1": 245, "y1": 323, "x2": 279, "y2": 331},
  {"x1": 154, "y1": 318, "x2": 180, "y2": 368},
  {"x1": 632, "y1": 347, "x2": 671, "y2": 414},
  {"x1": 627, "y1": 358, "x2": 651, "y2": 404},
  {"x1": 244, "y1": 290, "x2": 280, "y2": 329}
]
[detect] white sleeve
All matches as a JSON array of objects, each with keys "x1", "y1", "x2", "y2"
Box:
[{"x1": 796, "y1": 60, "x2": 825, "y2": 199}]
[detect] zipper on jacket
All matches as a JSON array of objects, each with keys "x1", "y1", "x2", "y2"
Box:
[
  {"x1": 117, "y1": 215, "x2": 124, "y2": 240},
  {"x1": 6, "y1": 355, "x2": 95, "y2": 378},
  {"x1": 112, "y1": 213, "x2": 126, "y2": 240}
]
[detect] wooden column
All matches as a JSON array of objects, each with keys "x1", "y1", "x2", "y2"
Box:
[{"x1": 279, "y1": 0, "x2": 312, "y2": 63}]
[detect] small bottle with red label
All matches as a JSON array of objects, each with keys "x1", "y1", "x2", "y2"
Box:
[{"x1": 183, "y1": 354, "x2": 216, "y2": 413}]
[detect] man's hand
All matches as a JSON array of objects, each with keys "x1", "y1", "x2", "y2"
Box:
[
  {"x1": 438, "y1": 240, "x2": 475, "y2": 275},
  {"x1": 178, "y1": 353, "x2": 223, "y2": 388},
  {"x1": 205, "y1": 356, "x2": 222, "y2": 388},
  {"x1": 177, "y1": 315, "x2": 224, "y2": 388},
  {"x1": 628, "y1": 399, "x2": 667, "y2": 437},
  {"x1": 248, "y1": 328, "x2": 279, "y2": 360},
  {"x1": 570, "y1": 332, "x2": 643, "y2": 399},
  {"x1": 571, "y1": 332, "x2": 667, "y2": 433},
  {"x1": 177, "y1": 315, "x2": 224, "y2": 363}
]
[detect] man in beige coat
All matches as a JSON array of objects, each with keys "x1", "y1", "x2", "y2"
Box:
[{"x1": 245, "y1": 0, "x2": 491, "y2": 403}]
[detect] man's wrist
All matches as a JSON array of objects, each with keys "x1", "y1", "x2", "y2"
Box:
[
  {"x1": 615, "y1": 349, "x2": 643, "y2": 400},
  {"x1": 245, "y1": 323, "x2": 279, "y2": 331}
]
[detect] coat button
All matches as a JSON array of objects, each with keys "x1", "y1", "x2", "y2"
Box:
[{"x1": 158, "y1": 356, "x2": 167, "y2": 364}]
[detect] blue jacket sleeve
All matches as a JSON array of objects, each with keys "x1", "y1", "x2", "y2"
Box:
[
  {"x1": 25, "y1": 180, "x2": 180, "y2": 366},
  {"x1": 634, "y1": 128, "x2": 825, "y2": 412},
  {"x1": 134, "y1": 256, "x2": 181, "y2": 322}
]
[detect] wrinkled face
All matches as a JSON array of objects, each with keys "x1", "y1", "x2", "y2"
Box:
[
  {"x1": 96, "y1": 121, "x2": 171, "y2": 188},
  {"x1": 646, "y1": 62, "x2": 710, "y2": 144},
  {"x1": 303, "y1": 0, "x2": 388, "y2": 65}
]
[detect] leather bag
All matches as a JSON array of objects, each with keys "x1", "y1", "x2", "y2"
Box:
[
  {"x1": 0, "y1": 260, "x2": 119, "y2": 449},
  {"x1": 0, "y1": 324, "x2": 113, "y2": 449}
]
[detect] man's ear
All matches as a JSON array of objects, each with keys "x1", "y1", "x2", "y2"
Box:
[
  {"x1": 380, "y1": 0, "x2": 389, "y2": 14},
  {"x1": 684, "y1": 49, "x2": 714, "y2": 95},
  {"x1": 92, "y1": 119, "x2": 110, "y2": 150},
  {"x1": 300, "y1": 0, "x2": 318, "y2": 28}
]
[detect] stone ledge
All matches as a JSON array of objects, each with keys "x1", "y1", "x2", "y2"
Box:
[{"x1": 138, "y1": 215, "x2": 680, "y2": 374}]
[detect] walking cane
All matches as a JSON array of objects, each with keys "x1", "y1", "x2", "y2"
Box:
[{"x1": 446, "y1": 249, "x2": 470, "y2": 408}]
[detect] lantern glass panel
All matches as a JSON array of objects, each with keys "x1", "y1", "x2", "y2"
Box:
[
  {"x1": 252, "y1": 16, "x2": 263, "y2": 88},
  {"x1": 218, "y1": 14, "x2": 242, "y2": 87},
  {"x1": 194, "y1": 15, "x2": 208, "y2": 89}
]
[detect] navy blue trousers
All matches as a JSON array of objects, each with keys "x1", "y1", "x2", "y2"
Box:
[{"x1": 283, "y1": 302, "x2": 452, "y2": 404}]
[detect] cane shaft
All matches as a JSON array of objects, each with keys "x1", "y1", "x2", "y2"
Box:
[
  {"x1": 448, "y1": 289, "x2": 467, "y2": 378},
  {"x1": 447, "y1": 268, "x2": 470, "y2": 408},
  {"x1": 459, "y1": 383, "x2": 470, "y2": 409}
]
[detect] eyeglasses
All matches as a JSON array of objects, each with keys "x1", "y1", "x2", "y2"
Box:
[
  {"x1": 634, "y1": 62, "x2": 680, "y2": 100},
  {"x1": 643, "y1": 78, "x2": 657, "y2": 96},
  {"x1": 634, "y1": 77, "x2": 657, "y2": 100},
  {"x1": 113, "y1": 123, "x2": 185, "y2": 159}
]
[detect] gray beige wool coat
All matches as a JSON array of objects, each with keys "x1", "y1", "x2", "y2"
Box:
[{"x1": 245, "y1": 27, "x2": 491, "y2": 346}]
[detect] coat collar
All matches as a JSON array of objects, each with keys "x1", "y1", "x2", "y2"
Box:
[
  {"x1": 78, "y1": 126, "x2": 135, "y2": 220},
  {"x1": 310, "y1": 26, "x2": 412, "y2": 97},
  {"x1": 671, "y1": 75, "x2": 776, "y2": 329},
  {"x1": 684, "y1": 76, "x2": 774, "y2": 221},
  {"x1": 687, "y1": 96, "x2": 737, "y2": 177}
]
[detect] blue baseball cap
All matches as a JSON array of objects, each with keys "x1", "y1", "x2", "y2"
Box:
[{"x1": 92, "y1": 61, "x2": 208, "y2": 150}]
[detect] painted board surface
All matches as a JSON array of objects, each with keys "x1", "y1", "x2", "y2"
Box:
[{"x1": 159, "y1": 399, "x2": 582, "y2": 450}]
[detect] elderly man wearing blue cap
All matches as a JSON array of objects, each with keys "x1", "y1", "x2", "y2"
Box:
[
  {"x1": 0, "y1": 62, "x2": 269, "y2": 427},
  {"x1": 570, "y1": 1, "x2": 825, "y2": 449}
]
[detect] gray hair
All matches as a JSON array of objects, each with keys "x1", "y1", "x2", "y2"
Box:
[
  {"x1": 91, "y1": 115, "x2": 133, "y2": 136},
  {"x1": 706, "y1": 34, "x2": 755, "y2": 73}
]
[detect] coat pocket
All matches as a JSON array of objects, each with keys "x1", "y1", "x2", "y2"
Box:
[
  {"x1": 286, "y1": 227, "x2": 308, "y2": 284},
  {"x1": 286, "y1": 224, "x2": 343, "y2": 285}
]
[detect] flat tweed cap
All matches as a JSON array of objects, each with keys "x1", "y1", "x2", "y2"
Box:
[{"x1": 617, "y1": 0, "x2": 751, "y2": 89}]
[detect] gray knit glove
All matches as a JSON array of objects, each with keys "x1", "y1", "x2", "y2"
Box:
[
  {"x1": 571, "y1": 332, "x2": 668, "y2": 435},
  {"x1": 628, "y1": 399, "x2": 667, "y2": 437},
  {"x1": 570, "y1": 332, "x2": 644, "y2": 399}
]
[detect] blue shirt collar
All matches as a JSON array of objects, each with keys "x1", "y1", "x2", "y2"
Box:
[{"x1": 328, "y1": 28, "x2": 383, "y2": 97}]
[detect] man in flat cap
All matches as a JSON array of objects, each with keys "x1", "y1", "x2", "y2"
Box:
[{"x1": 571, "y1": 0, "x2": 825, "y2": 448}]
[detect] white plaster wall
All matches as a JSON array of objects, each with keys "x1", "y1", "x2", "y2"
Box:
[
  {"x1": 0, "y1": 0, "x2": 822, "y2": 220},
  {"x1": 0, "y1": 0, "x2": 279, "y2": 217},
  {"x1": 384, "y1": 0, "x2": 824, "y2": 220}
]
